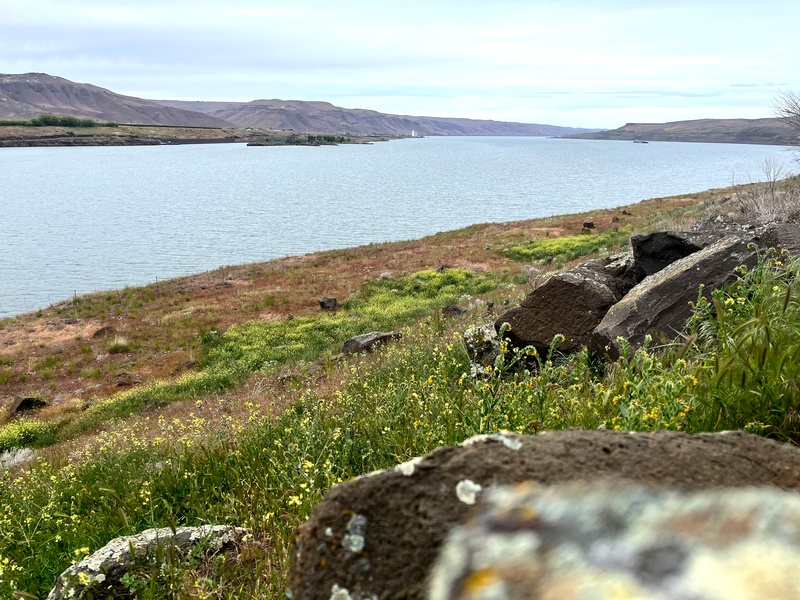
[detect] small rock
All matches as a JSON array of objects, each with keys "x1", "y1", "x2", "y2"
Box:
[
  {"x1": 92, "y1": 326, "x2": 114, "y2": 339},
  {"x1": 319, "y1": 297, "x2": 338, "y2": 311},
  {"x1": 441, "y1": 305, "x2": 467, "y2": 317},
  {"x1": 48, "y1": 525, "x2": 250, "y2": 600},
  {"x1": 342, "y1": 331, "x2": 402, "y2": 354},
  {"x1": 114, "y1": 372, "x2": 140, "y2": 387},
  {"x1": 583, "y1": 220, "x2": 595, "y2": 229}
]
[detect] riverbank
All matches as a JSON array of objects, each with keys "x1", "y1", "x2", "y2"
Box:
[
  {"x1": 0, "y1": 124, "x2": 393, "y2": 147},
  {"x1": 3, "y1": 179, "x2": 798, "y2": 598}
]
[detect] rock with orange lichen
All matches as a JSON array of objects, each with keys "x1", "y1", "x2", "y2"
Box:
[{"x1": 431, "y1": 483, "x2": 800, "y2": 600}]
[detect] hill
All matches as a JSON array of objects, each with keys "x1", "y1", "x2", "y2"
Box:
[
  {"x1": 154, "y1": 98, "x2": 595, "y2": 137},
  {"x1": 0, "y1": 73, "x2": 234, "y2": 127},
  {"x1": 565, "y1": 118, "x2": 798, "y2": 145}
]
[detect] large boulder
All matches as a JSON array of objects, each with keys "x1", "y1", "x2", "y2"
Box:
[
  {"x1": 287, "y1": 429, "x2": 800, "y2": 600},
  {"x1": 48, "y1": 525, "x2": 249, "y2": 600},
  {"x1": 495, "y1": 254, "x2": 636, "y2": 356},
  {"x1": 630, "y1": 231, "x2": 726, "y2": 281},
  {"x1": 431, "y1": 483, "x2": 800, "y2": 600},
  {"x1": 590, "y1": 236, "x2": 758, "y2": 360}
]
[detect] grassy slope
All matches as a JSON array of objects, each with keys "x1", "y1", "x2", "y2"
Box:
[{"x1": 3, "y1": 183, "x2": 793, "y2": 598}]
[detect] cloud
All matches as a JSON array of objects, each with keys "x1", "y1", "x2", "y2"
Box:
[{"x1": 3, "y1": 0, "x2": 800, "y2": 128}]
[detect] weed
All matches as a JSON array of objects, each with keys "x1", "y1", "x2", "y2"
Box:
[{"x1": 107, "y1": 337, "x2": 131, "y2": 354}]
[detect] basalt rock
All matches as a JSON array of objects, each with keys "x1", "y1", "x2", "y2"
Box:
[
  {"x1": 342, "y1": 331, "x2": 402, "y2": 354},
  {"x1": 763, "y1": 222, "x2": 800, "y2": 256},
  {"x1": 495, "y1": 253, "x2": 635, "y2": 355},
  {"x1": 319, "y1": 297, "x2": 339, "y2": 311},
  {"x1": 288, "y1": 429, "x2": 800, "y2": 600},
  {"x1": 10, "y1": 395, "x2": 48, "y2": 415},
  {"x1": 591, "y1": 236, "x2": 758, "y2": 360},
  {"x1": 431, "y1": 483, "x2": 800, "y2": 600},
  {"x1": 48, "y1": 525, "x2": 249, "y2": 600},
  {"x1": 630, "y1": 231, "x2": 728, "y2": 282}
]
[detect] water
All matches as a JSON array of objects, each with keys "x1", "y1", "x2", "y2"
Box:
[{"x1": 0, "y1": 136, "x2": 794, "y2": 318}]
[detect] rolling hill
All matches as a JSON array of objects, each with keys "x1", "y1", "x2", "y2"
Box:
[
  {"x1": 0, "y1": 73, "x2": 234, "y2": 127},
  {"x1": 154, "y1": 98, "x2": 596, "y2": 136},
  {"x1": 565, "y1": 118, "x2": 798, "y2": 145}
]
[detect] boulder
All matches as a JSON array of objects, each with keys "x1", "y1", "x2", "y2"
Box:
[
  {"x1": 287, "y1": 429, "x2": 800, "y2": 600},
  {"x1": 630, "y1": 231, "x2": 725, "y2": 281},
  {"x1": 48, "y1": 525, "x2": 249, "y2": 600},
  {"x1": 591, "y1": 236, "x2": 758, "y2": 360},
  {"x1": 495, "y1": 254, "x2": 635, "y2": 356},
  {"x1": 10, "y1": 395, "x2": 48, "y2": 415},
  {"x1": 342, "y1": 331, "x2": 402, "y2": 354},
  {"x1": 763, "y1": 222, "x2": 800, "y2": 256},
  {"x1": 431, "y1": 483, "x2": 800, "y2": 600}
]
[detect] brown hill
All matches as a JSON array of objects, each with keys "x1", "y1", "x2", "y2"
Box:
[
  {"x1": 566, "y1": 118, "x2": 799, "y2": 145},
  {"x1": 154, "y1": 99, "x2": 594, "y2": 137},
  {"x1": 0, "y1": 73, "x2": 234, "y2": 127}
]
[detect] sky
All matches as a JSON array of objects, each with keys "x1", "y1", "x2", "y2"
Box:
[{"x1": 3, "y1": 0, "x2": 799, "y2": 129}]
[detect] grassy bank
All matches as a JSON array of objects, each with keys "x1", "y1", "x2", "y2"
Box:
[{"x1": 2, "y1": 182, "x2": 794, "y2": 598}]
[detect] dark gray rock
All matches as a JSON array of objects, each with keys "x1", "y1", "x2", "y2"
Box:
[
  {"x1": 342, "y1": 331, "x2": 402, "y2": 354},
  {"x1": 591, "y1": 236, "x2": 758, "y2": 360},
  {"x1": 441, "y1": 305, "x2": 467, "y2": 317},
  {"x1": 319, "y1": 297, "x2": 339, "y2": 311},
  {"x1": 288, "y1": 429, "x2": 800, "y2": 600},
  {"x1": 431, "y1": 483, "x2": 800, "y2": 600},
  {"x1": 10, "y1": 395, "x2": 48, "y2": 415},
  {"x1": 495, "y1": 254, "x2": 636, "y2": 356},
  {"x1": 631, "y1": 231, "x2": 725, "y2": 281},
  {"x1": 48, "y1": 525, "x2": 249, "y2": 600},
  {"x1": 763, "y1": 222, "x2": 800, "y2": 256}
]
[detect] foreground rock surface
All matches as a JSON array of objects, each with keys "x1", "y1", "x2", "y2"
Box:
[
  {"x1": 288, "y1": 429, "x2": 800, "y2": 600},
  {"x1": 48, "y1": 525, "x2": 248, "y2": 600},
  {"x1": 432, "y1": 483, "x2": 800, "y2": 600},
  {"x1": 591, "y1": 236, "x2": 758, "y2": 360}
]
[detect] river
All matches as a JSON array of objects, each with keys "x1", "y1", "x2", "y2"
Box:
[{"x1": 0, "y1": 136, "x2": 794, "y2": 317}]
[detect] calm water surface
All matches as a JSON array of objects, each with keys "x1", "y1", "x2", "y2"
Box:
[{"x1": 0, "y1": 136, "x2": 794, "y2": 317}]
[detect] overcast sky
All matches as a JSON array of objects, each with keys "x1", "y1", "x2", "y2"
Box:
[{"x1": 3, "y1": 0, "x2": 798, "y2": 128}]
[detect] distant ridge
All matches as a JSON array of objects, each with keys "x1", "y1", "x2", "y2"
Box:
[
  {"x1": 0, "y1": 73, "x2": 234, "y2": 127},
  {"x1": 154, "y1": 98, "x2": 595, "y2": 137},
  {"x1": 565, "y1": 118, "x2": 798, "y2": 146}
]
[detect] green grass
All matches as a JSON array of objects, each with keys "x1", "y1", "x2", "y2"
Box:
[
  {"x1": 5, "y1": 254, "x2": 800, "y2": 598},
  {"x1": 0, "y1": 268, "x2": 500, "y2": 454},
  {"x1": 501, "y1": 227, "x2": 632, "y2": 263}
]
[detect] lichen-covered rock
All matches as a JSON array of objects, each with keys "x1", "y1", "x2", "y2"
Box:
[
  {"x1": 48, "y1": 525, "x2": 249, "y2": 600},
  {"x1": 431, "y1": 483, "x2": 800, "y2": 600},
  {"x1": 590, "y1": 236, "x2": 758, "y2": 360},
  {"x1": 287, "y1": 429, "x2": 800, "y2": 600},
  {"x1": 495, "y1": 254, "x2": 635, "y2": 356},
  {"x1": 462, "y1": 324, "x2": 500, "y2": 376}
]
